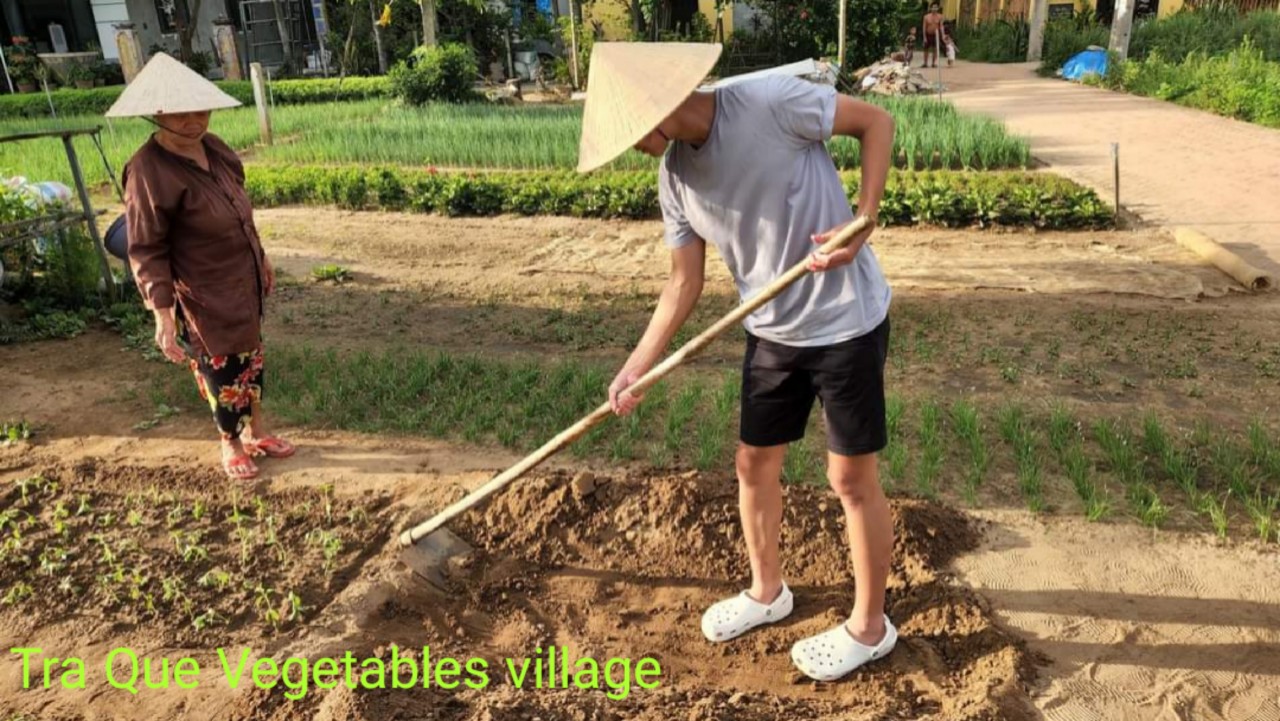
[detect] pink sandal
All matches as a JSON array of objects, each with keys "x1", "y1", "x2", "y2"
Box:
[
  {"x1": 243, "y1": 436, "x2": 296, "y2": 459},
  {"x1": 223, "y1": 452, "x2": 259, "y2": 481}
]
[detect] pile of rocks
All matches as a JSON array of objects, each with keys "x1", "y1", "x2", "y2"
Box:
[{"x1": 851, "y1": 59, "x2": 935, "y2": 95}]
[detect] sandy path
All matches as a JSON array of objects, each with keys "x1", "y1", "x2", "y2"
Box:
[
  {"x1": 955, "y1": 511, "x2": 1280, "y2": 721},
  {"x1": 942, "y1": 61, "x2": 1280, "y2": 278}
]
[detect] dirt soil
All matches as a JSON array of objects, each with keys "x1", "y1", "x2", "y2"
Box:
[
  {"x1": 4, "y1": 209, "x2": 1280, "y2": 720},
  {"x1": 0, "y1": 455, "x2": 1035, "y2": 721}
]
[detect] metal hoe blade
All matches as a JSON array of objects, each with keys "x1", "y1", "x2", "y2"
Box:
[{"x1": 398, "y1": 527, "x2": 473, "y2": 590}]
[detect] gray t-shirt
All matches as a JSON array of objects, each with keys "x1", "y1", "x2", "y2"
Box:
[{"x1": 659, "y1": 74, "x2": 892, "y2": 347}]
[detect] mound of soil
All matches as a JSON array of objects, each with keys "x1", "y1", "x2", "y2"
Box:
[{"x1": 237, "y1": 470, "x2": 1039, "y2": 721}]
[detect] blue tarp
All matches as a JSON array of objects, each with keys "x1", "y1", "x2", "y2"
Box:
[{"x1": 1061, "y1": 48, "x2": 1108, "y2": 81}]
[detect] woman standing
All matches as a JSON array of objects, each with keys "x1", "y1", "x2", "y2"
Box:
[{"x1": 109, "y1": 53, "x2": 294, "y2": 480}]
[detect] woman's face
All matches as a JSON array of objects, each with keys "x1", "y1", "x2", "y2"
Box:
[{"x1": 156, "y1": 111, "x2": 211, "y2": 141}]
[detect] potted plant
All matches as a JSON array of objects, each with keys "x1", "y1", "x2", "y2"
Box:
[
  {"x1": 65, "y1": 60, "x2": 94, "y2": 89},
  {"x1": 7, "y1": 37, "x2": 39, "y2": 92}
]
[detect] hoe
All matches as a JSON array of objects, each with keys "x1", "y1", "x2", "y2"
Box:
[{"x1": 398, "y1": 215, "x2": 874, "y2": 586}]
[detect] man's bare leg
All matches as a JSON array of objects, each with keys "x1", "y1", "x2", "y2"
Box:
[
  {"x1": 827, "y1": 450, "x2": 893, "y2": 645},
  {"x1": 737, "y1": 442, "x2": 788, "y2": 604}
]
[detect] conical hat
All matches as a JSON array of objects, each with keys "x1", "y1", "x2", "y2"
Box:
[
  {"x1": 105, "y1": 52, "x2": 242, "y2": 118},
  {"x1": 576, "y1": 42, "x2": 722, "y2": 173}
]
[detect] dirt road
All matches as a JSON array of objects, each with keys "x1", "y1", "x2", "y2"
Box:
[{"x1": 943, "y1": 61, "x2": 1280, "y2": 278}]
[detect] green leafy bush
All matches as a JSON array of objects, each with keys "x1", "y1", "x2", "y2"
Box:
[
  {"x1": 1099, "y1": 41, "x2": 1280, "y2": 127},
  {"x1": 244, "y1": 165, "x2": 1113, "y2": 229},
  {"x1": 41, "y1": 227, "x2": 102, "y2": 309},
  {"x1": 1040, "y1": 5, "x2": 1280, "y2": 76},
  {"x1": 1130, "y1": 5, "x2": 1280, "y2": 64},
  {"x1": 0, "y1": 76, "x2": 392, "y2": 119},
  {"x1": 389, "y1": 44, "x2": 479, "y2": 105},
  {"x1": 955, "y1": 17, "x2": 1030, "y2": 63}
]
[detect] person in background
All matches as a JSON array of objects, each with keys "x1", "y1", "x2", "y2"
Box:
[
  {"x1": 904, "y1": 26, "x2": 918, "y2": 65},
  {"x1": 922, "y1": 3, "x2": 945, "y2": 68},
  {"x1": 108, "y1": 53, "x2": 295, "y2": 481},
  {"x1": 943, "y1": 23, "x2": 958, "y2": 66}
]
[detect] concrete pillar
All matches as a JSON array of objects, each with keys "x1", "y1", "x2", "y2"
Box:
[
  {"x1": 1026, "y1": 0, "x2": 1048, "y2": 62},
  {"x1": 115, "y1": 23, "x2": 145, "y2": 82},
  {"x1": 1108, "y1": 0, "x2": 1134, "y2": 62},
  {"x1": 214, "y1": 19, "x2": 243, "y2": 80}
]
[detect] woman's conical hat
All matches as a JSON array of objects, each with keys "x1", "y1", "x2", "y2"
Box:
[
  {"x1": 105, "y1": 52, "x2": 242, "y2": 118},
  {"x1": 576, "y1": 42, "x2": 722, "y2": 173}
]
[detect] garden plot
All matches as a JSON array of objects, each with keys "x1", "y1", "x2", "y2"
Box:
[
  {"x1": 1, "y1": 202, "x2": 1279, "y2": 721},
  {"x1": 0, "y1": 455, "x2": 1037, "y2": 721}
]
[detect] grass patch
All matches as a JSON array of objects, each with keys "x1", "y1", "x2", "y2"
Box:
[
  {"x1": 915, "y1": 401, "x2": 944, "y2": 499},
  {"x1": 998, "y1": 405, "x2": 1045, "y2": 513},
  {"x1": 0, "y1": 96, "x2": 1032, "y2": 190},
  {"x1": 883, "y1": 395, "x2": 909, "y2": 491},
  {"x1": 1094, "y1": 418, "x2": 1167, "y2": 529},
  {"x1": 949, "y1": 400, "x2": 989, "y2": 506}
]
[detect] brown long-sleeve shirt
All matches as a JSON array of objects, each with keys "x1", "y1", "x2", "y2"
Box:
[{"x1": 123, "y1": 133, "x2": 270, "y2": 358}]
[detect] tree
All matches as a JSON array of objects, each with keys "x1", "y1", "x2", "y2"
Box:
[
  {"x1": 420, "y1": 0, "x2": 440, "y2": 45},
  {"x1": 156, "y1": 0, "x2": 204, "y2": 62}
]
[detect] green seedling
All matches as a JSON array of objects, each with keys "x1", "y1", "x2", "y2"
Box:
[
  {"x1": 319, "y1": 484, "x2": 335, "y2": 525},
  {"x1": 1246, "y1": 494, "x2": 1277, "y2": 543},
  {"x1": 192, "y1": 500, "x2": 207, "y2": 522},
  {"x1": 2, "y1": 419, "x2": 32, "y2": 445},
  {"x1": 1199, "y1": 491, "x2": 1231, "y2": 539},
  {"x1": 286, "y1": 591, "x2": 311, "y2": 622},
  {"x1": 172, "y1": 531, "x2": 209, "y2": 564},
  {"x1": 254, "y1": 584, "x2": 281, "y2": 630},
  {"x1": 916, "y1": 402, "x2": 942, "y2": 499},
  {"x1": 311, "y1": 264, "x2": 353, "y2": 284},
  {"x1": 198, "y1": 568, "x2": 232, "y2": 592},
  {"x1": 75, "y1": 494, "x2": 92, "y2": 516},
  {"x1": 3, "y1": 582, "x2": 33, "y2": 605},
  {"x1": 950, "y1": 400, "x2": 988, "y2": 505},
  {"x1": 192, "y1": 608, "x2": 227, "y2": 631},
  {"x1": 306, "y1": 528, "x2": 344, "y2": 578}
]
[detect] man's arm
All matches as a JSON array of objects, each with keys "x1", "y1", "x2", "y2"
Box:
[
  {"x1": 608, "y1": 239, "x2": 706, "y2": 415},
  {"x1": 809, "y1": 95, "x2": 895, "y2": 271}
]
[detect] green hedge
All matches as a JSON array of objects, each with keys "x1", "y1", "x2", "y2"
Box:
[
  {"x1": 1096, "y1": 42, "x2": 1280, "y2": 128},
  {"x1": 243, "y1": 165, "x2": 1114, "y2": 230},
  {"x1": 0, "y1": 77, "x2": 391, "y2": 119}
]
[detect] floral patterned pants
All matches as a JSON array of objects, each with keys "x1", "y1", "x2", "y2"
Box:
[{"x1": 176, "y1": 310, "x2": 264, "y2": 442}]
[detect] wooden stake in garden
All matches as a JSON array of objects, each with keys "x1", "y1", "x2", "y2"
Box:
[
  {"x1": 1112, "y1": 142, "x2": 1120, "y2": 223},
  {"x1": 251, "y1": 62, "x2": 272, "y2": 146}
]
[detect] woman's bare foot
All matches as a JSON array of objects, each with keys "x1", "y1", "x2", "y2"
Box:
[{"x1": 222, "y1": 439, "x2": 259, "y2": 480}]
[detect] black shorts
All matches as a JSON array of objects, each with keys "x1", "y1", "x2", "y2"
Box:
[{"x1": 739, "y1": 317, "x2": 890, "y2": 457}]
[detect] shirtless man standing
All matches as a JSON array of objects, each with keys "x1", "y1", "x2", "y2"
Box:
[{"x1": 922, "y1": 3, "x2": 945, "y2": 69}]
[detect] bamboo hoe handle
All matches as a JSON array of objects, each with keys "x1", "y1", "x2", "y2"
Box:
[{"x1": 399, "y1": 215, "x2": 874, "y2": 547}]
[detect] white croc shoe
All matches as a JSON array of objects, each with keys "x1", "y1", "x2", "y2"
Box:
[
  {"x1": 790, "y1": 614, "x2": 898, "y2": 682},
  {"x1": 700, "y1": 583, "x2": 794, "y2": 643}
]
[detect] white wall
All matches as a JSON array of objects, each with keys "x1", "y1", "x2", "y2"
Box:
[
  {"x1": 123, "y1": 0, "x2": 227, "y2": 60},
  {"x1": 89, "y1": 0, "x2": 129, "y2": 60}
]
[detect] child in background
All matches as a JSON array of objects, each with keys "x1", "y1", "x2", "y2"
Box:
[
  {"x1": 943, "y1": 25, "x2": 957, "y2": 66},
  {"x1": 904, "y1": 27, "x2": 917, "y2": 65}
]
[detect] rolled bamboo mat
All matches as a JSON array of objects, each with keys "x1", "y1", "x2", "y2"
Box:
[{"x1": 1174, "y1": 228, "x2": 1274, "y2": 292}]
